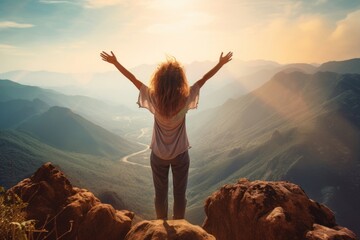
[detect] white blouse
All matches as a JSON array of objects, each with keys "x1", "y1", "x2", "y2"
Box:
[{"x1": 137, "y1": 83, "x2": 200, "y2": 160}]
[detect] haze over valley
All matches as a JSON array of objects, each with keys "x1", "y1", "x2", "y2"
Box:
[{"x1": 1, "y1": 57, "x2": 360, "y2": 235}]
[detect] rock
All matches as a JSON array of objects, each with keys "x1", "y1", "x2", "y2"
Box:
[
  {"x1": 306, "y1": 224, "x2": 357, "y2": 240},
  {"x1": 203, "y1": 178, "x2": 357, "y2": 240},
  {"x1": 9, "y1": 163, "x2": 357, "y2": 240},
  {"x1": 8, "y1": 162, "x2": 134, "y2": 240},
  {"x1": 78, "y1": 204, "x2": 133, "y2": 240},
  {"x1": 98, "y1": 190, "x2": 127, "y2": 210},
  {"x1": 125, "y1": 219, "x2": 215, "y2": 240}
]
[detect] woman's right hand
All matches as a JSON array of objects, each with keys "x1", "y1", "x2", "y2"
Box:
[
  {"x1": 219, "y1": 52, "x2": 233, "y2": 66},
  {"x1": 100, "y1": 51, "x2": 118, "y2": 64}
]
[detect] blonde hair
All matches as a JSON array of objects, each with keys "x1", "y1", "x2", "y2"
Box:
[{"x1": 149, "y1": 57, "x2": 190, "y2": 118}]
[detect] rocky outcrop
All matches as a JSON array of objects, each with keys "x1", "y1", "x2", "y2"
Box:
[
  {"x1": 125, "y1": 219, "x2": 215, "y2": 240},
  {"x1": 8, "y1": 164, "x2": 357, "y2": 240},
  {"x1": 9, "y1": 162, "x2": 133, "y2": 240},
  {"x1": 306, "y1": 224, "x2": 358, "y2": 240},
  {"x1": 203, "y1": 178, "x2": 357, "y2": 240}
]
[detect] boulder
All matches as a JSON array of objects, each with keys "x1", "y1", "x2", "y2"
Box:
[
  {"x1": 203, "y1": 178, "x2": 357, "y2": 240},
  {"x1": 78, "y1": 204, "x2": 133, "y2": 240},
  {"x1": 9, "y1": 162, "x2": 134, "y2": 240},
  {"x1": 306, "y1": 224, "x2": 357, "y2": 240},
  {"x1": 125, "y1": 219, "x2": 215, "y2": 240}
]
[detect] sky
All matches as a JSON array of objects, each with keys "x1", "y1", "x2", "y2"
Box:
[{"x1": 0, "y1": 0, "x2": 360, "y2": 73}]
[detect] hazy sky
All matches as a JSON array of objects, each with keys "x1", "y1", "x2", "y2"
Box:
[{"x1": 1, "y1": 0, "x2": 360, "y2": 73}]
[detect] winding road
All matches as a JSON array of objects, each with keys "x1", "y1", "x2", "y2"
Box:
[
  {"x1": 120, "y1": 128, "x2": 197, "y2": 172},
  {"x1": 120, "y1": 128, "x2": 151, "y2": 168}
]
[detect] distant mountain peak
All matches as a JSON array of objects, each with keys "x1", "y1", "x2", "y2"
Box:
[
  {"x1": 0, "y1": 79, "x2": 22, "y2": 86},
  {"x1": 17, "y1": 105, "x2": 140, "y2": 158},
  {"x1": 318, "y1": 58, "x2": 360, "y2": 74},
  {"x1": 47, "y1": 105, "x2": 72, "y2": 114}
]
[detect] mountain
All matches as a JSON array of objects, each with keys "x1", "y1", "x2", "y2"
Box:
[
  {"x1": 2, "y1": 58, "x2": 357, "y2": 112},
  {"x1": 0, "y1": 60, "x2": 317, "y2": 113},
  {"x1": 200, "y1": 58, "x2": 360, "y2": 110},
  {"x1": 0, "y1": 60, "x2": 280, "y2": 111},
  {"x1": 0, "y1": 79, "x2": 150, "y2": 135},
  {"x1": 0, "y1": 129, "x2": 93, "y2": 188},
  {"x1": 318, "y1": 58, "x2": 360, "y2": 74},
  {"x1": 0, "y1": 79, "x2": 55, "y2": 102},
  {"x1": 0, "y1": 79, "x2": 154, "y2": 218},
  {"x1": 0, "y1": 98, "x2": 49, "y2": 128},
  {"x1": 200, "y1": 62, "x2": 317, "y2": 109},
  {"x1": 0, "y1": 70, "x2": 75, "y2": 87},
  {"x1": 17, "y1": 106, "x2": 140, "y2": 158},
  {"x1": 0, "y1": 129, "x2": 154, "y2": 218},
  {"x1": 190, "y1": 71, "x2": 360, "y2": 151},
  {"x1": 2, "y1": 58, "x2": 360, "y2": 234},
  {"x1": 187, "y1": 71, "x2": 360, "y2": 234}
]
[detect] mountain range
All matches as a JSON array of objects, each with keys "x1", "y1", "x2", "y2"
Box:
[
  {"x1": 17, "y1": 106, "x2": 139, "y2": 158},
  {"x1": 187, "y1": 68, "x2": 360, "y2": 234},
  {"x1": 0, "y1": 79, "x2": 153, "y2": 214},
  {"x1": 0, "y1": 59, "x2": 322, "y2": 113},
  {"x1": 200, "y1": 58, "x2": 360, "y2": 109},
  {"x1": 1, "y1": 57, "x2": 360, "y2": 235},
  {"x1": 0, "y1": 79, "x2": 151, "y2": 135}
]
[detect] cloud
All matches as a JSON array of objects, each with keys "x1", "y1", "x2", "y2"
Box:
[
  {"x1": 84, "y1": 0, "x2": 126, "y2": 8},
  {"x1": 0, "y1": 44, "x2": 17, "y2": 49},
  {"x1": 39, "y1": 0, "x2": 125, "y2": 8},
  {"x1": 0, "y1": 44, "x2": 32, "y2": 57},
  {"x1": 239, "y1": 8, "x2": 360, "y2": 63},
  {"x1": 330, "y1": 10, "x2": 360, "y2": 54},
  {"x1": 0, "y1": 21, "x2": 34, "y2": 29},
  {"x1": 39, "y1": 0, "x2": 77, "y2": 4}
]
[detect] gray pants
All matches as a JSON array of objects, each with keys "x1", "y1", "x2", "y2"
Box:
[{"x1": 150, "y1": 150, "x2": 190, "y2": 220}]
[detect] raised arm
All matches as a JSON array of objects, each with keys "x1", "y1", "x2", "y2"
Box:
[
  {"x1": 196, "y1": 51, "x2": 233, "y2": 88},
  {"x1": 100, "y1": 51, "x2": 143, "y2": 90}
]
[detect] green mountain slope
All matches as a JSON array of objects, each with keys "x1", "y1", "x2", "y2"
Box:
[
  {"x1": 0, "y1": 129, "x2": 86, "y2": 188},
  {"x1": 200, "y1": 58, "x2": 359, "y2": 110},
  {"x1": 187, "y1": 71, "x2": 360, "y2": 234},
  {"x1": 0, "y1": 99, "x2": 49, "y2": 128},
  {"x1": 318, "y1": 58, "x2": 360, "y2": 74},
  {"x1": 0, "y1": 79, "x2": 149, "y2": 135},
  {"x1": 0, "y1": 130, "x2": 154, "y2": 218},
  {"x1": 0, "y1": 79, "x2": 154, "y2": 218},
  {"x1": 17, "y1": 106, "x2": 141, "y2": 158}
]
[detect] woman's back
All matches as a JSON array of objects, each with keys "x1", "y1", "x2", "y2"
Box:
[
  {"x1": 100, "y1": 50, "x2": 232, "y2": 219},
  {"x1": 137, "y1": 81, "x2": 200, "y2": 159}
]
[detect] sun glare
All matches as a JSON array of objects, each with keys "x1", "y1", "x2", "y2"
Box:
[{"x1": 151, "y1": 0, "x2": 190, "y2": 9}]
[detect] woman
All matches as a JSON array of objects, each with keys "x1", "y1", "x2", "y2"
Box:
[{"x1": 100, "y1": 51, "x2": 232, "y2": 219}]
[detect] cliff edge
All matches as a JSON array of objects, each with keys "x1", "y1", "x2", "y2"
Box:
[
  {"x1": 7, "y1": 163, "x2": 357, "y2": 240},
  {"x1": 203, "y1": 178, "x2": 357, "y2": 240}
]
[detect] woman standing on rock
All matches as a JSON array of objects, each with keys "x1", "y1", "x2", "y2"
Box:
[{"x1": 100, "y1": 51, "x2": 233, "y2": 219}]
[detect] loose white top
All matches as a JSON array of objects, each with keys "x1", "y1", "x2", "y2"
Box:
[{"x1": 137, "y1": 83, "x2": 200, "y2": 160}]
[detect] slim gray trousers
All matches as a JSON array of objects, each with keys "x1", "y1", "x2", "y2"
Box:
[{"x1": 150, "y1": 150, "x2": 190, "y2": 220}]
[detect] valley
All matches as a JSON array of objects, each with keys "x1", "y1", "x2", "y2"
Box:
[
  {"x1": 120, "y1": 128, "x2": 151, "y2": 168},
  {"x1": 1, "y1": 57, "x2": 360, "y2": 235}
]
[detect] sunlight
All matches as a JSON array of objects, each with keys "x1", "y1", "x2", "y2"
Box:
[
  {"x1": 2, "y1": 1, "x2": 360, "y2": 72},
  {"x1": 252, "y1": 76, "x2": 312, "y2": 126},
  {"x1": 149, "y1": 0, "x2": 190, "y2": 9}
]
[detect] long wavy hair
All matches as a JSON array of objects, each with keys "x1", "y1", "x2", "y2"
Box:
[{"x1": 149, "y1": 57, "x2": 190, "y2": 118}]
